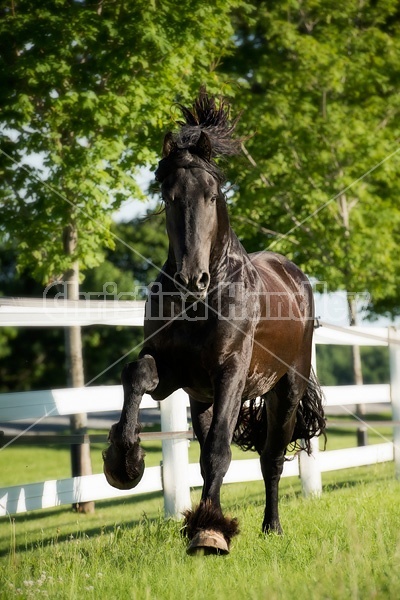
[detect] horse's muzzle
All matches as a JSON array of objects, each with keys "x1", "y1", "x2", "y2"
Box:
[{"x1": 174, "y1": 270, "x2": 210, "y2": 300}]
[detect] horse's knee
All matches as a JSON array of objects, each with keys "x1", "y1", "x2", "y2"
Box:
[{"x1": 121, "y1": 354, "x2": 159, "y2": 395}]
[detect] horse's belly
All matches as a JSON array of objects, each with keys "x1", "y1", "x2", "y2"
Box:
[
  {"x1": 183, "y1": 386, "x2": 214, "y2": 403},
  {"x1": 243, "y1": 368, "x2": 280, "y2": 399}
]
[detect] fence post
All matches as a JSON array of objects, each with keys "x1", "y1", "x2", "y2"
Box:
[
  {"x1": 389, "y1": 327, "x2": 400, "y2": 480},
  {"x1": 299, "y1": 339, "x2": 322, "y2": 497},
  {"x1": 160, "y1": 389, "x2": 192, "y2": 518}
]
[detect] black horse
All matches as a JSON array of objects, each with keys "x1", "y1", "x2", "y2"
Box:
[{"x1": 103, "y1": 90, "x2": 325, "y2": 554}]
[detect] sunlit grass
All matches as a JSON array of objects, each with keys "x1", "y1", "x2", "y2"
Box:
[
  {"x1": 1, "y1": 463, "x2": 399, "y2": 600},
  {"x1": 1, "y1": 418, "x2": 398, "y2": 599}
]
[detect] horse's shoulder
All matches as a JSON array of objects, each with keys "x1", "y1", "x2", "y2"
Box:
[
  {"x1": 249, "y1": 250, "x2": 295, "y2": 272},
  {"x1": 248, "y1": 251, "x2": 309, "y2": 289}
]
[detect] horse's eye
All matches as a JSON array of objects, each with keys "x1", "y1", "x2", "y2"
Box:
[{"x1": 210, "y1": 195, "x2": 218, "y2": 204}]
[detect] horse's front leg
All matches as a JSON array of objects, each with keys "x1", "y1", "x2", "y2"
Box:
[
  {"x1": 103, "y1": 354, "x2": 159, "y2": 490},
  {"x1": 184, "y1": 364, "x2": 245, "y2": 554}
]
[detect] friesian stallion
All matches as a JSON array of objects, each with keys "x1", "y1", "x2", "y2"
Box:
[{"x1": 103, "y1": 89, "x2": 326, "y2": 554}]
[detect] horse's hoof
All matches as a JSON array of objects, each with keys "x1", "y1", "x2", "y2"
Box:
[
  {"x1": 102, "y1": 444, "x2": 145, "y2": 490},
  {"x1": 186, "y1": 530, "x2": 229, "y2": 555}
]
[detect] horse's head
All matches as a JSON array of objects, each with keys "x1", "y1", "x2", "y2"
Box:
[{"x1": 156, "y1": 131, "x2": 225, "y2": 301}]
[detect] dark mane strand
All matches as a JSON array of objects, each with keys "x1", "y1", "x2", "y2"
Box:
[
  {"x1": 176, "y1": 87, "x2": 243, "y2": 158},
  {"x1": 155, "y1": 88, "x2": 243, "y2": 183}
]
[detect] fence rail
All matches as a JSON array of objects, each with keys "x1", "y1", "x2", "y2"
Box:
[{"x1": 0, "y1": 298, "x2": 399, "y2": 518}]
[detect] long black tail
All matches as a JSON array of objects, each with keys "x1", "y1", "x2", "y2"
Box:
[
  {"x1": 291, "y1": 369, "x2": 326, "y2": 455},
  {"x1": 233, "y1": 397, "x2": 268, "y2": 455},
  {"x1": 233, "y1": 369, "x2": 326, "y2": 456}
]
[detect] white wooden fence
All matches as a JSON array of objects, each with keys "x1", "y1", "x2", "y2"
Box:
[{"x1": 0, "y1": 298, "x2": 399, "y2": 519}]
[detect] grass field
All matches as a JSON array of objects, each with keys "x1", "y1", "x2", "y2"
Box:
[
  {"x1": 1, "y1": 421, "x2": 399, "y2": 599},
  {"x1": 1, "y1": 464, "x2": 399, "y2": 599}
]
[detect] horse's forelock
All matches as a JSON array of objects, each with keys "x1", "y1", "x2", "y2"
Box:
[{"x1": 155, "y1": 150, "x2": 224, "y2": 184}]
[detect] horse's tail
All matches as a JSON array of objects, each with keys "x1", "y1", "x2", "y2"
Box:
[
  {"x1": 233, "y1": 397, "x2": 268, "y2": 455},
  {"x1": 233, "y1": 369, "x2": 326, "y2": 456},
  {"x1": 290, "y1": 368, "x2": 326, "y2": 455}
]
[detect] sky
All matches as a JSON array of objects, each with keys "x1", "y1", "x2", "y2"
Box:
[{"x1": 112, "y1": 167, "x2": 156, "y2": 222}]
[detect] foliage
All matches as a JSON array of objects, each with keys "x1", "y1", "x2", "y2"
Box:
[
  {"x1": 0, "y1": 0, "x2": 241, "y2": 283},
  {"x1": 316, "y1": 345, "x2": 390, "y2": 387},
  {"x1": 103, "y1": 213, "x2": 169, "y2": 293},
  {"x1": 0, "y1": 216, "x2": 168, "y2": 391},
  {"x1": 221, "y1": 0, "x2": 400, "y2": 318}
]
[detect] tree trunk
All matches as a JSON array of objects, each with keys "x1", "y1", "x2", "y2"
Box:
[
  {"x1": 339, "y1": 190, "x2": 368, "y2": 447},
  {"x1": 348, "y1": 296, "x2": 368, "y2": 447},
  {"x1": 63, "y1": 225, "x2": 95, "y2": 513}
]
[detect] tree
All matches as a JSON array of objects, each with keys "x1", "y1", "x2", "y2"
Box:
[
  {"x1": 80, "y1": 215, "x2": 169, "y2": 385},
  {"x1": 221, "y1": 0, "x2": 400, "y2": 318},
  {"x1": 0, "y1": 0, "x2": 240, "y2": 510},
  {"x1": 0, "y1": 0, "x2": 241, "y2": 280}
]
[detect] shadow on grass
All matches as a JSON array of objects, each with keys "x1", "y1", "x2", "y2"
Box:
[{"x1": 0, "y1": 491, "x2": 164, "y2": 558}]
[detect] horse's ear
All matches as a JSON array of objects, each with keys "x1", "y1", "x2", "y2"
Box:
[
  {"x1": 162, "y1": 132, "x2": 177, "y2": 158},
  {"x1": 195, "y1": 131, "x2": 212, "y2": 161}
]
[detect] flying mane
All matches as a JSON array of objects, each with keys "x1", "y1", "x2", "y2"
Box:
[
  {"x1": 155, "y1": 88, "x2": 242, "y2": 183},
  {"x1": 176, "y1": 87, "x2": 242, "y2": 157}
]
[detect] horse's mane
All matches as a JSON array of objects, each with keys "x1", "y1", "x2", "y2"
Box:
[
  {"x1": 175, "y1": 87, "x2": 242, "y2": 158},
  {"x1": 155, "y1": 88, "x2": 242, "y2": 184}
]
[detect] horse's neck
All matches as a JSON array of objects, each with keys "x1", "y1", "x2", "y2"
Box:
[{"x1": 210, "y1": 224, "x2": 246, "y2": 279}]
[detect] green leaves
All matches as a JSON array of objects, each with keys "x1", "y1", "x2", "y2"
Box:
[
  {"x1": 0, "y1": 0, "x2": 240, "y2": 284},
  {"x1": 223, "y1": 0, "x2": 400, "y2": 318}
]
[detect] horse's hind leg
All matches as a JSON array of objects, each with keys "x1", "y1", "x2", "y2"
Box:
[
  {"x1": 261, "y1": 371, "x2": 307, "y2": 534},
  {"x1": 103, "y1": 354, "x2": 159, "y2": 490}
]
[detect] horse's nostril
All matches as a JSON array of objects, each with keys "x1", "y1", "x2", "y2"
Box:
[
  {"x1": 174, "y1": 272, "x2": 189, "y2": 289},
  {"x1": 174, "y1": 271, "x2": 210, "y2": 295},
  {"x1": 197, "y1": 272, "x2": 210, "y2": 291}
]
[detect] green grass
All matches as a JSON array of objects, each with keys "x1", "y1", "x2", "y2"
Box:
[
  {"x1": 0, "y1": 422, "x2": 398, "y2": 599},
  {"x1": 1, "y1": 463, "x2": 399, "y2": 599}
]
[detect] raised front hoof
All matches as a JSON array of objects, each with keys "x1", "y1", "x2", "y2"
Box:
[
  {"x1": 186, "y1": 530, "x2": 229, "y2": 556},
  {"x1": 102, "y1": 442, "x2": 145, "y2": 490}
]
